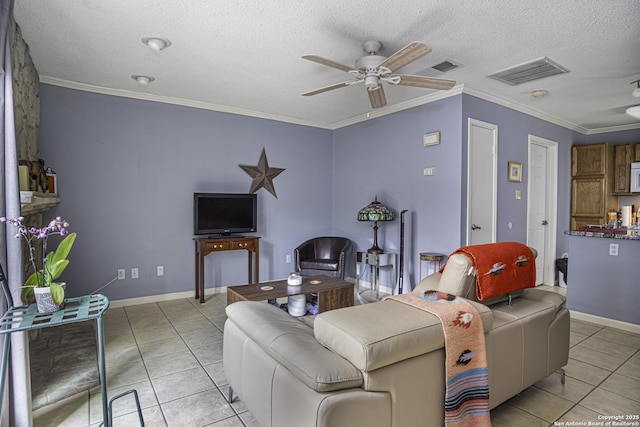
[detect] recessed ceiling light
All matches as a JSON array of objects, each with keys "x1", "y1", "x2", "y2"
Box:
[
  {"x1": 531, "y1": 90, "x2": 548, "y2": 98},
  {"x1": 131, "y1": 75, "x2": 155, "y2": 85},
  {"x1": 142, "y1": 37, "x2": 171, "y2": 51},
  {"x1": 626, "y1": 105, "x2": 640, "y2": 119}
]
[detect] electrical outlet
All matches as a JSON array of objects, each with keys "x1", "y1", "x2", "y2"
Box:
[
  {"x1": 286, "y1": 255, "x2": 291, "y2": 263},
  {"x1": 156, "y1": 265, "x2": 164, "y2": 276},
  {"x1": 131, "y1": 268, "x2": 139, "y2": 279},
  {"x1": 117, "y1": 269, "x2": 125, "y2": 280},
  {"x1": 609, "y1": 243, "x2": 619, "y2": 256}
]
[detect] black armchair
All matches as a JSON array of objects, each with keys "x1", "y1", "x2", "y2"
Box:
[{"x1": 293, "y1": 237, "x2": 355, "y2": 279}]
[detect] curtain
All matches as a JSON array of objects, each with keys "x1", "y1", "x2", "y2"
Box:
[{"x1": 1, "y1": 1, "x2": 32, "y2": 426}]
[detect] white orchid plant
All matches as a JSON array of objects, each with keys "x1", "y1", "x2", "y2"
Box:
[{"x1": 0, "y1": 216, "x2": 76, "y2": 305}]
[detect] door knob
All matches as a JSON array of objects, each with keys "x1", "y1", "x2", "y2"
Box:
[
  {"x1": 542, "y1": 220, "x2": 548, "y2": 226},
  {"x1": 471, "y1": 224, "x2": 482, "y2": 230}
]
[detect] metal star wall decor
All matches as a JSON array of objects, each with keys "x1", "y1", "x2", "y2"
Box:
[{"x1": 239, "y1": 147, "x2": 286, "y2": 198}]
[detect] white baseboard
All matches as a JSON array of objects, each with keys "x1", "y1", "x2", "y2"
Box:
[
  {"x1": 570, "y1": 310, "x2": 640, "y2": 335},
  {"x1": 109, "y1": 286, "x2": 228, "y2": 308}
]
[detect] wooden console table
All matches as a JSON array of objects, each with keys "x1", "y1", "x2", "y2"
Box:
[{"x1": 194, "y1": 236, "x2": 260, "y2": 303}]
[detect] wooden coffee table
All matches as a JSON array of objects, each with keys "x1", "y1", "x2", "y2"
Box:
[{"x1": 226, "y1": 275, "x2": 354, "y2": 313}]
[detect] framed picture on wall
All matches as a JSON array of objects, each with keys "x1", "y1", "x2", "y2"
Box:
[{"x1": 508, "y1": 161, "x2": 522, "y2": 182}]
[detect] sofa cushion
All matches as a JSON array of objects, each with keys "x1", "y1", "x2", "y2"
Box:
[
  {"x1": 437, "y1": 253, "x2": 475, "y2": 298},
  {"x1": 412, "y1": 272, "x2": 442, "y2": 294},
  {"x1": 300, "y1": 259, "x2": 339, "y2": 271},
  {"x1": 226, "y1": 301, "x2": 363, "y2": 392},
  {"x1": 519, "y1": 288, "x2": 566, "y2": 313},
  {"x1": 314, "y1": 299, "x2": 492, "y2": 372}
]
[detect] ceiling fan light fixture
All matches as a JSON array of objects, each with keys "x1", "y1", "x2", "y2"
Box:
[
  {"x1": 142, "y1": 37, "x2": 171, "y2": 51},
  {"x1": 626, "y1": 105, "x2": 640, "y2": 119},
  {"x1": 365, "y1": 75, "x2": 379, "y2": 90}
]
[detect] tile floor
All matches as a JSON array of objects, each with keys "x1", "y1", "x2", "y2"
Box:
[{"x1": 32, "y1": 286, "x2": 640, "y2": 427}]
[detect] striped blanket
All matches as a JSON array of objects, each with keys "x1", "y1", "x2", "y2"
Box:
[{"x1": 386, "y1": 291, "x2": 491, "y2": 426}]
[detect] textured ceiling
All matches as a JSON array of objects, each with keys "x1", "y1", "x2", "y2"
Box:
[{"x1": 13, "y1": 0, "x2": 640, "y2": 132}]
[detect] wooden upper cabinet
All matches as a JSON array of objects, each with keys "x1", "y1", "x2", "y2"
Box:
[
  {"x1": 570, "y1": 142, "x2": 616, "y2": 229},
  {"x1": 571, "y1": 178, "x2": 607, "y2": 217},
  {"x1": 635, "y1": 143, "x2": 640, "y2": 162},
  {"x1": 613, "y1": 144, "x2": 634, "y2": 194},
  {"x1": 572, "y1": 144, "x2": 607, "y2": 177}
]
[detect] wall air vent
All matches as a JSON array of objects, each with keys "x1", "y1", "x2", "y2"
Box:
[
  {"x1": 432, "y1": 60, "x2": 463, "y2": 73},
  {"x1": 488, "y1": 56, "x2": 569, "y2": 86}
]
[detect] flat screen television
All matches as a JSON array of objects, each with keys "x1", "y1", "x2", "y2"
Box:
[{"x1": 193, "y1": 193, "x2": 257, "y2": 236}]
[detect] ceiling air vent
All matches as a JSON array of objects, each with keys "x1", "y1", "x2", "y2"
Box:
[
  {"x1": 432, "y1": 60, "x2": 463, "y2": 73},
  {"x1": 488, "y1": 56, "x2": 569, "y2": 86}
]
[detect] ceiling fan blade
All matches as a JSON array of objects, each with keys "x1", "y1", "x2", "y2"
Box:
[
  {"x1": 391, "y1": 74, "x2": 456, "y2": 90},
  {"x1": 302, "y1": 55, "x2": 357, "y2": 73},
  {"x1": 378, "y1": 42, "x2": 432, "y2": 73},
  {"x1": 368, "y1": 86, "x2": 387, "y2": 109},
  {"x1": 302, "y1": 81, "x2": 353, "y2": 96}
]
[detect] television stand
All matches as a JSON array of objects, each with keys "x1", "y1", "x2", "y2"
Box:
[
  {"x1": 207, "y1": 233, "x2": 241, "y2": 238},
  {"x1": 193, "y1": 235, "x2": 260, "y2": 303}
]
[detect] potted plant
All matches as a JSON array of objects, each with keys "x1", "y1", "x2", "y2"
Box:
[{"x1": 0, "y1": 216, "x2": 76, "y2": 313}]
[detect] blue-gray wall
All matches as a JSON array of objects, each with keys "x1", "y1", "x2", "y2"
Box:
[
  {"x1": 567, "y1": 236, "x2": 639, "y2": 325},
  {"x1": 38, "y1": 84, "x2": 639, "y2": 310},
  {"x1": 331, "y1": 97, "x2": 463, "y2": 288},
  {"x1": 39, "y1": 85, "x2": 334, "y2": 300},
  {"x1": 461, "y1": 94, "x2": 581, "y2": 258}
]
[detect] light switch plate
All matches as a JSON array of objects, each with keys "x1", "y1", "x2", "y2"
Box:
[{"x1": 609, "y1": 243, "x2": 619, "y2": 256}]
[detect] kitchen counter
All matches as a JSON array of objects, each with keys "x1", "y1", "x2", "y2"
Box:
[
  {"x1": 564, "y1": 228, "x2": 640, "y2": 240},
  {"x1": 566, "y1": 235, "x2": 639, "y2": 326}
]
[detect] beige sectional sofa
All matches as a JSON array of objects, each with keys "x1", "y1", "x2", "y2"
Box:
[{"x1": 223, "y1": 250, "x2": 570, "y2": 427}]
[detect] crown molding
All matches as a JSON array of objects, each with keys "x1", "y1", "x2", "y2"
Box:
[
  {"x1": 461, "y1": 87, "x2": 590, "y2": 134},
  {"x1": 40, "y1": 76, "x2": 640, "y2": 135},
  {"x1": 39, "y1": 76, "x2": 333, "y2": 130},
  {"x1": 328, "y1": 85, "x2": 464, "y2": 130},
  {"x1": 462, "y1": 87, "x2": 640, "y2": 135},
  {"x1": 583, "y1": 122, "x2": 640, "y2": 135}
]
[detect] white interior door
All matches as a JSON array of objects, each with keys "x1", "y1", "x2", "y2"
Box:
[
  {"x1": 467, "y1": 119, "x2": 497, "y2": 245},
  {"x1": 527, "y1": 135, "x2": 558, "y2": 285}
]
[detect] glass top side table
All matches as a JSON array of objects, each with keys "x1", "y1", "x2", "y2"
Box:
[
  {"x1": 355, "y1": 251, "x2": 397, "y2": 300},
  {"x1": 0, "y1": 272, "x2": 112, "y2": 425},
  {"x1": 419, "y1": 252, "x2": 446, "y2": 281}
]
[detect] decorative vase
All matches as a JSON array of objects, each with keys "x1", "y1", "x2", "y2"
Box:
[{"x1": 33, "y1": 284, "x2": 65, "y2": 314}]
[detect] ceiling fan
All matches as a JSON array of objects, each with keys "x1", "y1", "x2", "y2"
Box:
[{"x1": 302, "y1": 40, "x2": 456, "y2": 109}]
